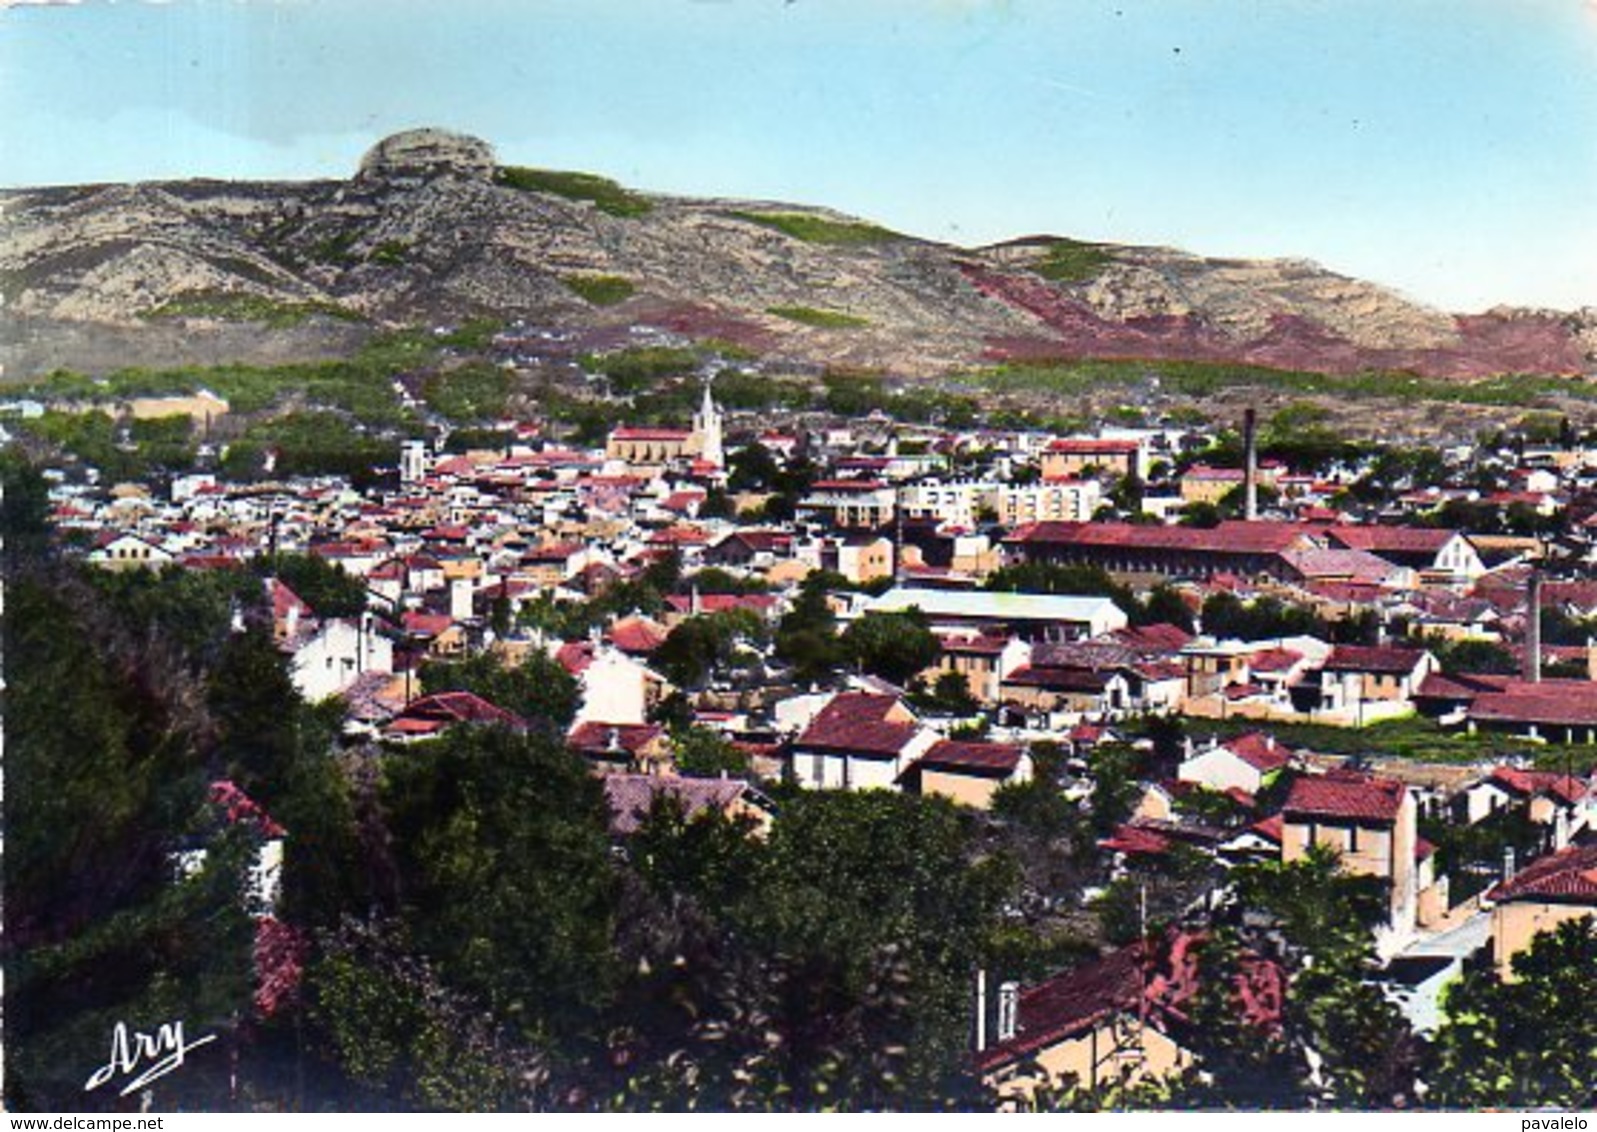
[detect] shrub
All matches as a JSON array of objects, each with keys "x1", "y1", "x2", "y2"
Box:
[
  {"x1": 767, "y1": 306, "x2": 869, "y2": 329},
  {"x1": 495, "y1": 166, "x2": 652, "y2": 217},
  {"x1": 564, "y1": 274, "x2": 636, "y2": 306}
]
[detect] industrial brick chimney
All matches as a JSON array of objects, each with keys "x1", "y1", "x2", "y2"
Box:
[
  {"x1": 1242, "y1": 407, "x2": 1259, "y2": 521},
  {"x1": 1525, "y1": 570, "x2": 1543, "y2": 683}
]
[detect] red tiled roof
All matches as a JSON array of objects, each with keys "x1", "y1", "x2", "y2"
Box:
[
  {"x1": 664, "y1": 593, "x2": 779, "y2": 616},
  {"x1": 1223, "y1": 732, "x2": 1290, "y2": 773},
  {"x1": 1322, "y1": 644, "x2": 1429, "y2": 675},
  {"x1": 610, "y1": 427, "x2": 692, "y2": 441},
  {"x1": 795, "y1": 693, "x2": 920, "y2": 758},
  {"x1": 1184, "y1": 464, "x2": 1245, "y2": 481},
  {"x1": 1250, "y1": 814, "x2": 1285, "y2": 844},
  {"x1": 808, "y1": 479, "x2": 890, "y2": 492},
  {"x1": 524, "y1": 542, "x2": 583, "y2": 562},
  {"x1": 913, "y1": 740, "x2": 1025, "y2": 776},
  {"x1": 1303, "y1": 580, "x2": 1387, "y2": 604},
  {"x1": 1003, "y1": 665, "x2": 1115, "y2": 693},
  {"x1": 607, "y1": 616, "x2": 669, "y2": 654},
  {"x1": 1283, "y1": 771, "x2": 1406, "y2": 824},
  {"x1": 1415, "y1": 671, "x2": 1512, "y2": 701},
  {"x1": 937, "y1": 633, "x2": 1011, "y2": 656},
  {"x1": 1135, "y1": 659, "x2": 1188, "y2": 681},
  {"x1": 1008, "y1": 520, "x2": 1315, "y2": 556},
  {"x1": 1113, "y1": 622, "x2": 1195, "y2": 654},
  {"x1": 713, "y1": 529, "x2": 792, "y2": 554},
  {"x1": 268, "y1": 578, "x2": 312, "y2": 622},
  {"x1": 661, "y1": 490, "x2": 707, "y2": 512},
  {"x1": 568, "y1": 721, "x2": 666, "y2": 756},
  {"x1": 389, "y1": 691, "x2": 525, "y2": 732},
  {"x1": 1326, "y1": 526, "x2": 1456, "y2": 555},
  {"x1": 1489, "y1": 766, "x2": 1591, "y2": 805},
  {"x1": 1470, "y1": 687, "x2": 1597, "y2": 728},
  {"x1": 974, "y1": 944, "x2": 1149, "y2": 1072},
  {"x1": 1281, "y1": 547, "x2": 1403, "y2": 583},
  {"x1": 1248, "y1": 648, "x2": 1303, "y2": 674},
  {"x1": 401, "y1": 611, "x2": 454, "y2": 637},
  {"x1": 556, "y1": 640, "x2": 595, "y2": 675},
  {"x1": 433, "y1": 456, "x2": 476, "y2": 476},
  {"x1": 1045, "y1": 438, "x2": 1141, "y2": 454},
  {"x1": 1100, "y1": 823, "x2": 1173, "y2": 855},
  {"x1": 601, "y1": 774, "x2": 757, "y2": 836},
  {"x1": 648, "y1": 525, "x2": 710, "y2": 546},
  {"x1": 1486, "y1": 842, "x2": 1597, "y2": 904}
]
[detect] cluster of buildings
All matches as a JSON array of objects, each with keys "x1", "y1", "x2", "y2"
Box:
[{"x1": 36, "y1": 379, "x2": 1597, "y2": 1106}]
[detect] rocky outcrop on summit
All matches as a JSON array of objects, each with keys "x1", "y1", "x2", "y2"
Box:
[
  {"x1": 0, "y1": 128, "x2": 1590, "y2": 380},
  {"x1": 356, "y1": 129, "x2": 497, "y2": 184}
]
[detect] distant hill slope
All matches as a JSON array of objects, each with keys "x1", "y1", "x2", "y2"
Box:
[{"x1": 2, "y1": 127, "x2": 1592, "y2": 380}]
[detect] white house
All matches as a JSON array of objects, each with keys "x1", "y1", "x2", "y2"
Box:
[
  {"x1": 789, "y1": 692, "x2": 937, "y2": 791},
  {"x1": 1177, "y1": 732, "x2": 1291, "y2": 797},
  {"x1": 566, "y1": 642, "x2": 663, "y2": 727},
  {"x1": 856, "y1": 587, "x2": 1128, "y2": 641},
  {"x1": 287, "y1": 616, "x2": 395, "y2": 703},
  {"x1": 89, "y1": 532, "x2": 175, "y2": 571}
]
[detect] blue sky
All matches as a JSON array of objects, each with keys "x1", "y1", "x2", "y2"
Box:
[{"x1": 2, "y1": 0, "x2": 1594, "y2": 311}]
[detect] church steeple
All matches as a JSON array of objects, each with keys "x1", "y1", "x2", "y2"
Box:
[{"x1": 693, "y1": 376, "x2": 724, "y2": 467}]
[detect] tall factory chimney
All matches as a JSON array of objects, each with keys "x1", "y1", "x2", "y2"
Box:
[
  {"x1": 1242, "y1": 407, "x2": 1259, "y2": 521},
  {"x1": 1525, "y1": 570, "x2": 1543, "y2": 683}
]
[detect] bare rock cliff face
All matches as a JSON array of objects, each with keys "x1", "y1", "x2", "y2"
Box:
[{"x1": 0, "y1": 128, "x2": 1590, "y2": 380}]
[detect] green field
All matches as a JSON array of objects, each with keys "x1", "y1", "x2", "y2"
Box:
[
  {"x1": 1185, "y1": 714, "x2": 1597, "y2": 771},
  {"x1": 731, "y1": 210, "x2": 901, "y2": 245},
  {"x1": 563, "y1": 274, "x2": 637, "y2": 306},
  {"x1": 975, "y1": 356, "x2": 1597, "y2": 409},
  {"x1": 1030, "y1": 238, "x2": 1114, "y2": 283},
  {"x1": 495, "y1": 166, "x2": 653, "y2": 217},
  {"x1": 140, "y1": 291, "x2": 363, "y2": 329},
  {"x1": 767, "y1": 305, "x2": 870, "y2": 329}
]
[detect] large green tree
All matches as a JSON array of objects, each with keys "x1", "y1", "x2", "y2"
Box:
[
  {"x1": 379, "y1": 725, "x2": 619, "y2": 1044},
  {"x1": 421, "y1": 649, "x2": 582, "y2": 732},
  {"x1": 1171, "y1": 848, "x2": 1419, "y2": 1109},
  {"x1": 774, "y1": 573, "x2": 845, "y2": 685},
  {"x1": 839, "y1": 609, "x2": 939, "y2": 685},
  {"x1": 1427, "y1": 917, "x2": 1597, "y2": 1109}
]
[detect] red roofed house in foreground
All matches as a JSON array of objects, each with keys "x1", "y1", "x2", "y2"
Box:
[
  {"x1": 976, "y1": 943, "x2": 1191, "y2": 1105},
  {"x1": 601, "y1": 773, "x2": 776, "y2": 837},
  {"x1": 382, "y1": 691, "x2": 526, "y2": 741},
  {"x1": 897, "y1": 739, "x2": 1034, "y2": 809},
  {"x1": 568, "y1": 721, "x2": 672, "y2": 775},
  {"x1": 1282, "y1": 770, "x2": 1446, "y2": 947},
  {"x1": 1484, "y1": 841, "x2": 1597, "y2": 979},
  {"x1": 976, "y1": 932, "x2": 1282, "y2": 1107},
  {"x1": 790, "y1": 692, "x2": 936, "y2": 791}
]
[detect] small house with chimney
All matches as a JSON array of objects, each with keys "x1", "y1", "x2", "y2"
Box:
[
  {"x1": 1483, "y1": 841, "x2": 1597, "y2": 980},
  {"x1": 1177, "y1": 732, "x2": 1291, "y2": 797}
]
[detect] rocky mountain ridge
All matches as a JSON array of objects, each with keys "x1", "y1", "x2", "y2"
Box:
[{"x1": 2, "y1": 128, "x2": 1592, "y2": 381}]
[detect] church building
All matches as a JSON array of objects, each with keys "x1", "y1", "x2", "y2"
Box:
[{"x1": 606, "y1": 381, "x2": 724, "y2": 471}]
